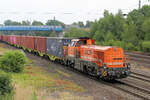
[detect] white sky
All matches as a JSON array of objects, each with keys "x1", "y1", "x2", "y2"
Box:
[{"x1": 0, "y1": 0, "x2": 149, "y2": 24}]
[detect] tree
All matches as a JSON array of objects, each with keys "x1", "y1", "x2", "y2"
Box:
[
  {"x1": 64, "y1": 28, "x2": 89, "y2": 38},
  {"x1": 85, "y1": 21, "x2": 93, "y2": 28},
  {"x1": 93, "y1": 30, "x2": 104, "y2": 42},
  {"x1": 113, "y1": 10, "x2": 126, "y2": 40},
  {"x1": 91, "y1": 10, "x2": 126, "y2": 41},
  {"x1": 4, "y1": 20, "x2": 12, "y2": 25},
  {"x1": 72, "y1": 22, "x2": 77, "y2": 25},
  {"x1": 142, "y1": 41, "x2": 150, "y2": 52},
  {"x1": 21, "y1": 21, "x2": 30, "y2": 25},
  {"x1": 140, "y1": 5, "x2": 150, "y2": 18},
  {"x1": 46, "y1": 20, "x2": 65, "y2": 28},
  {"x1": 90, "y1": 21, "x2": 98, "y2": 38},
  {"x1": 89, "y1": 5, "x2": 150, "y2": 51},
  {"x1": 104, "y1": 31, "x2": 115, "y2": 42},
  {"x1": 127, "y1": 9, "x2": 144, "y2": 40},
  {"x1": 104, "y1": 10, "x2": 109, "y2": 17},
  {"x1": 78, "y1": 21, "x2": 84, "y2": 28},
  {"x1": 4, "y1": 20, "x2": 21, "y2": 25},
  {"x1": 92, "y1": 11, "x2": 114, "y2": 42},
  {"x1": 32, "y1": 21, "x2": 43, "y2": 26},
  {"x1": 142, "y1": 18, "x2": 150, "y2": 40},
  {"x1": 122, "y1": 21, "x2": 139, "y2": 47}
]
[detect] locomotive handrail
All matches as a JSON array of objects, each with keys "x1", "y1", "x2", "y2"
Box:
[{"x1": 124, "y1": 55, "x2": 130, "y2": 64}]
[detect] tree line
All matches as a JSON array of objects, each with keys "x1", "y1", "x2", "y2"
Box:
[
  {"x1": 3, "y1": 20, "x2": 64, "y2": 27},
  {"x1": 65, "y1": 5, "x2": 150, "y2": 52},
  {"x1": 72, "y1": 21, "x2": 93, "y2": 28}
]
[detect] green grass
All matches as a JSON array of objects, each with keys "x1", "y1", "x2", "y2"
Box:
[
  {"x1": 0, "y1": 92, "x2": 14, "y2": 100},
  {"x1": 0, "y1": 48, "x2": 9, "y2": 55},
  {"x1": 0, "y1": 62, "x2": 85, "y2": 100},
  {"x1": 11, "y1": 65, "x2": 85, "y2": 91},
  {"x1": 0, "y1": 44, "x2": 86, "y2": 100}
]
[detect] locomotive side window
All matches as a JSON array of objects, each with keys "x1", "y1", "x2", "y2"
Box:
[
  {"x1": 78, "y1": 40, "x2": 87, "y2": 46},
  {"x1": 76, "y1": 41, "x2": 86, "y2": 46},
  {"x1": 83, "y1": 40, "x2": 87, "y2": 45},
  {"x1": 70, "y1": 41, "x2": 77, "y2": 47},
  {"x1": 76, "y1": 41, "x2": 81, "y2": 47}
]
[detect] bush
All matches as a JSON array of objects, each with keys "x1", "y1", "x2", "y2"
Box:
[
  {"x1": 126, "y1": 43, "x2": 135, "y2": 50},
  {"x1": 112, "y1": 41, "x2": 126, "y2": 49},
  {"x1": 142, "y1": 41, "x2": 150, "y2": 52},
  {"x1": 102, "y1": 41, "x2": 126, "y2": 49},
  {"x1": 64, "y1": 28, "x2": 89, "y2": 38},
  {"x1": 0, "y1": 50, "x2": 27, "y2": 73},
  {"x1": 0, "y1": 72, "x2": 13, "y2": 96}
]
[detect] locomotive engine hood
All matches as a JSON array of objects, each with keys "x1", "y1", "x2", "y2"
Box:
[{"x1": 80, "y1": 45, "x2": 125, "y2": 68}]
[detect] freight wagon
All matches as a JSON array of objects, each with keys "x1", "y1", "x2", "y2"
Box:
[
  {"x1": 46, "y1": 37, "x2": 72, "y2": 60},
  {"x1": 0, "y1": 35, "x2": 130, "y2": 80},
  {"x1": 34, "y1": 36, "x2": 47, "y2": 56}
]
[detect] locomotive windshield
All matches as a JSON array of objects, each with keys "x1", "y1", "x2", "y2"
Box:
[
  {"x1": 70, "y1": 41, "x2": 76, "y2": 47},
  {"x1": 76, "y1": 40, "x2": 86, "y2": 46}
]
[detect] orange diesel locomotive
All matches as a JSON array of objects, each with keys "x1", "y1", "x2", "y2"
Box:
[{"x1": 64, "y1": 38, "x2": 130, "y2": 80}]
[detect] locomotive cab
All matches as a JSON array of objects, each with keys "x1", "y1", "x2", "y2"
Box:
[{"x1": 67, "y1": 38, "x2": 96, "y2": 58}]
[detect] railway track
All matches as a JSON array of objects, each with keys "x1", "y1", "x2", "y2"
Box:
[
  {"x1": 86, "y1": 74, "x2": 150, "y2": 100},
  {"x1": 126, "y1": 52, "x2": 150, "y2": 84},
  {"x1": 130, "y1": 57, "x2": 150, "y2": 64},
  {"x1": 125, "y1": 52, "x2": 150, "y2": 58},
  {"x1": 125, "y1": 52, "x2": 150, "y2": 64},
  {"x1": 130, "y1": 72, "x2": 150, "y2": 83},
  {"x1": 65, "y1": 67, "x2": 150, "y2": 100},
  {"x1": 113, "y1": 80, "x2": 150, "y2": 100}
]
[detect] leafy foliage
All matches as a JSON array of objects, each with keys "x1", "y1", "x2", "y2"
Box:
[
  {"x1": 46, "y1": 20, "x2": 65, "y2": 28},
  {"x1": 142, "y1": 41, "x2": 150, "y2": 52},
  {"x1": 64, "y1": 5, "x2": 150, "y2": 52},
  {"x1": 88, "y1": 5, "x2": 150, "y2": 52},
  {"x1": 0, "y1": 72, "x2": 13, "y2": 96},
  {"x1": 4, "y1": 20, "x2": 21, "y2": 26},
  {"x1": 65, "y1": 5, "x2": 150, "y2": 52},
  {"x1": 0, "y1": 50, "x2": 27, "y2": 73},
  {"x1": 64, "y1": 28, "x2": 89, "y2": 38},
  {"x1": 32, "y1": 21, "x2": 43, "y2": 26},
  {"x1": 21, "y1": 21, "x2": 31, "y2": 25},
  {"x1": 142, "y1": 18, "x2": 150, "y2": 40},
  {"x1": 72, "y1": 21, "x2": 93, "y2": 28}
]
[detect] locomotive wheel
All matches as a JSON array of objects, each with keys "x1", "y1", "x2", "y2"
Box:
[{"x1": 83, "y1": 66, "x2": 88, "y2": 74}]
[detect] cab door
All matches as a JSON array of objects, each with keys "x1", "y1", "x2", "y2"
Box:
[
  {"x1": 68, "y1": 41, "x2": 76, "y2": 57},
  {"x1": 74, "y1": 41, "x2": 81, "y2": 58}
]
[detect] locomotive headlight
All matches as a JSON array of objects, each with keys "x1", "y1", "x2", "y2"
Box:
[{"x1": 103, "y1": 71, "x2": 107, "y2": 76}]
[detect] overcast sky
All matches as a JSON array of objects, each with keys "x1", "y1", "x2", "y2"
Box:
[{"x1": 0, "y1": 0, "x2": 149, "y2": 24}]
